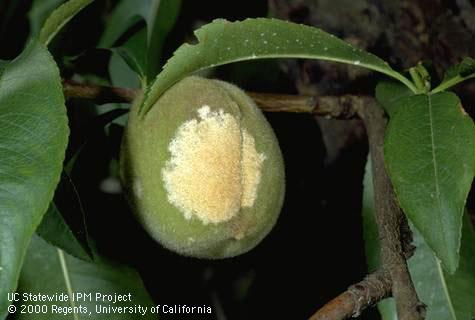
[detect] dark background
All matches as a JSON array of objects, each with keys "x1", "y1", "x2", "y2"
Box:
[{"x1": 1, "y1": 1, "x2": 474, "y2": 319}]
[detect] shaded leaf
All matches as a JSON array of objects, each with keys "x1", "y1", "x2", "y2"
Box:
[
  {"x1": 13, "y1": 235, "x2": 156, "y2": 320},
  {"x1": 141, "y1": 18, "x2": 415, "y2": 115},
  {"x1": 107, "y1": 28, "x2": 145, "y2": 89},
  {"x1": 39, "y1": 0, "x2": 94, "y2": 45},
  {"x1": 0, "y1": 60, "x2": 7, "y2": 75},
  {"x1": 361, "y1": 157, "x2": 380, "y2": 272},
  {"x1": 377, "y1": 299, "x2": 398, "y2": 320},
  {"x1": 145, "y1": 0, "x2": 182, "y2": 79},
  {"x1": 37, "y1": 147, "x2": 92, "y2": 261},
  {"x1": 99, "y1": 0, "x2": 149, "y2": 47},
  {"x1": 111, "y1": 28, "x2": 147, "y2": 79},
  {"x1": 384, "y1": 92, "x2": 475, "y2": 273},
  {"x1": 363, "y1": 159, "x2": 475, "y2": 320},
  {"x1": 0, "y1": 41, "x2": 68, "y2": 319},
  {"x1": 446, "y1": 57, "x2": 475, "y2": 79},
  {"x1": 28, "y1": 0, "x2": 66, "y2": 37},
  {"x1": 104, "y1": 52, "x2": 137, "y2": 127},
  {"x1": 37, "y1": 202, "x2": 91, "y2": 262},
  {"x1": 375, "y1": 80, "x2": 413, "y2": 117},
  {"x1": 99, "y1": 0, "x2": 181, "y2": 80},
  {"x1": 433, "y1": 57, "x2": 475, "y2": 93},
  {"x1": 408, "y1": 217, "x2": 475, "y2": 319},
  {"x1": 109, "y1": 51, "x2": 141, "y2": 88}
]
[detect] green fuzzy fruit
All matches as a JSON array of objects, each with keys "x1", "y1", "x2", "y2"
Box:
[{"x1": 120, "y1": 76, "x2": 285, "y2": 258}]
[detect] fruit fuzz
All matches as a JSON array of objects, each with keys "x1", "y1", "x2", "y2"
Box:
[{"x1": 120, "y1": 76, "x2": 285, "y2": 258}]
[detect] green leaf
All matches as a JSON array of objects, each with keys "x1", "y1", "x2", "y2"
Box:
[
  {"x1": 368, "y1": 220, "x2": 475, "y2": 320},
  {"x1": 377, "y1": 299, "x2": 398, "y2": 320},
  {"x1": 36, "y1": 147, "x2": 92, "y2": 261},
  {"x1": 375, "y1": 80, "x2": 413, "y2": 117},
  {"x1": 0, "y1": 60, "x2": 7, "y2": 75},
  {"x1": 13, "y1": 235, "x2": 156, "y2": 320},
  {"x1": 446, "y1": 57, "x2": 475, "y2": 79},
  {"x1": 28, "y1": 0, "x2": 66, "y2": 37},
  {"x1": 145, "y1": 0, "x2": 182, "y2": 79},
  {"x1": 432, "y1": 57, "x2": 475, "y2": 93},
  {"x1": 39, "y1": 0, "x2": 94, "y2": 46},
  {"x1": 384, "y1": 92, "x2": 475, "y2": 273},
  {"x1": 99, "y1": 0, "x2": 181, "y2": 80},
  {"x1": 0, "y1": 41, "x2": 68, "y2": 319},
  {"x1": 103, "y1": 52, "x2": 137, "y2": 127},
  {"x1": 109, "y1": 50, "x2": 142, "y2": 88},
  {"x1": 99, "y1": 0, "x2": 148, "y2": 47},
  {"x1": 363, "y1": 159, "x2": 475, "y2": 320},
  {"x1": 111, "y1": 29, "x2": 147, "y2": 79},
  {"x1": 361, "y1": 157, "x2": 380, "y2": 272},
  {"x1": 37, "y1": 202, "x2": 91, "y2": 262},
  {"x1": 408, "y1": 217, "x2": 475, "y2": 320},
  {"x1": 141, "y1": 18, "x2": 416, "y2": 115}
]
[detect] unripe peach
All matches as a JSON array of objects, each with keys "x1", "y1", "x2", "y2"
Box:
[{"x1": 120, "y1": 76, "x2": 285, "y2": 258}]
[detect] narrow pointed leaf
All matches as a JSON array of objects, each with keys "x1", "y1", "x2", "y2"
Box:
[
  {"x1": 361, "y1": 157, "x2": 380, "y2": 272},
  {"x1": 111, "y1": 29, "x2": 147, "y2": 79},
  {"x1": 99, "y1": 0, "x2": 153, "y2": 47},
  {"x1": 37, "y1": 149, "x2": 92, "y2": 262},
  {"x1": 432, "y1": 57, "x2": 475, "y2": 93},
  {"x1": 141, "y1": 18, "x2": 415, "y2": 115},
  {"x1": 384, "y1": 92, "x2": 475, "y2": 273},
  {"x1": 37, "y1": 203, "x2": 91, "y2": 261},
  {"x1": 0, "y1": 41, "x2": 68, "y2": 318},
  {"x1": 39, "y1": 0, "x2": 94, "y2": 46},
  {"x1": 145, "y1": 0, "x2": 181, "y2": 79},
  {"x1": 444, "y1": 57, "x2": 475, "y2": 81},
  {"x1": 13, "y1": 235, "x2": 156, "y2": 320},
  {"x1": 99, "y1": 0, "x2": 181, "y2": 79}
]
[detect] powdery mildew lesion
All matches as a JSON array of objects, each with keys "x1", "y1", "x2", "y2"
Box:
[{"x1": 162, "y1": 105, "x2": 265, "y2": 225}]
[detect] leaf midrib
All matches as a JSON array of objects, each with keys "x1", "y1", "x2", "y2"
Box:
[
  {"x1": 142, "y1": 18, "x2": 420, "y2": 115},
  {"x1": 435, "y1": 258, "x2": 457, "y2": 319},
  {"x1": 57, "y1": 249, "x2": 79, "y2": 320},
  {"x1": 427, "y1": 95, "x2": 445, "y2": 245}
]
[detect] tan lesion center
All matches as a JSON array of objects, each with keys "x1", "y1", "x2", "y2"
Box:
[{"x1": 162, "y1": 105, "x2": 265, "y2": 224}]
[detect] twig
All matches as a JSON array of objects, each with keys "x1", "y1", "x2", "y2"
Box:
[
  {"x1": 353, "y1": 97, "x2": 425, "y2": 320},
  {"x1": 306, "y1": 96, "x2": 424, "y2": 320},
  {"x1": 62, "y1": 80, "x2": 138, "y2": 104},
  {"x1": 62, "y1": 81, "x2": 358, "y2": 118},
  {"x1": 248, "y1": 92, "x2": 359, "y2": 118},
  {"x1": 309, "y1": 270, "x2": 392, "y2": 320}
]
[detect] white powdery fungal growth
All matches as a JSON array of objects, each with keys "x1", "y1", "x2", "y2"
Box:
[{"x1": 162, "y1": 106, "x2": 266, "y2": 225}]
